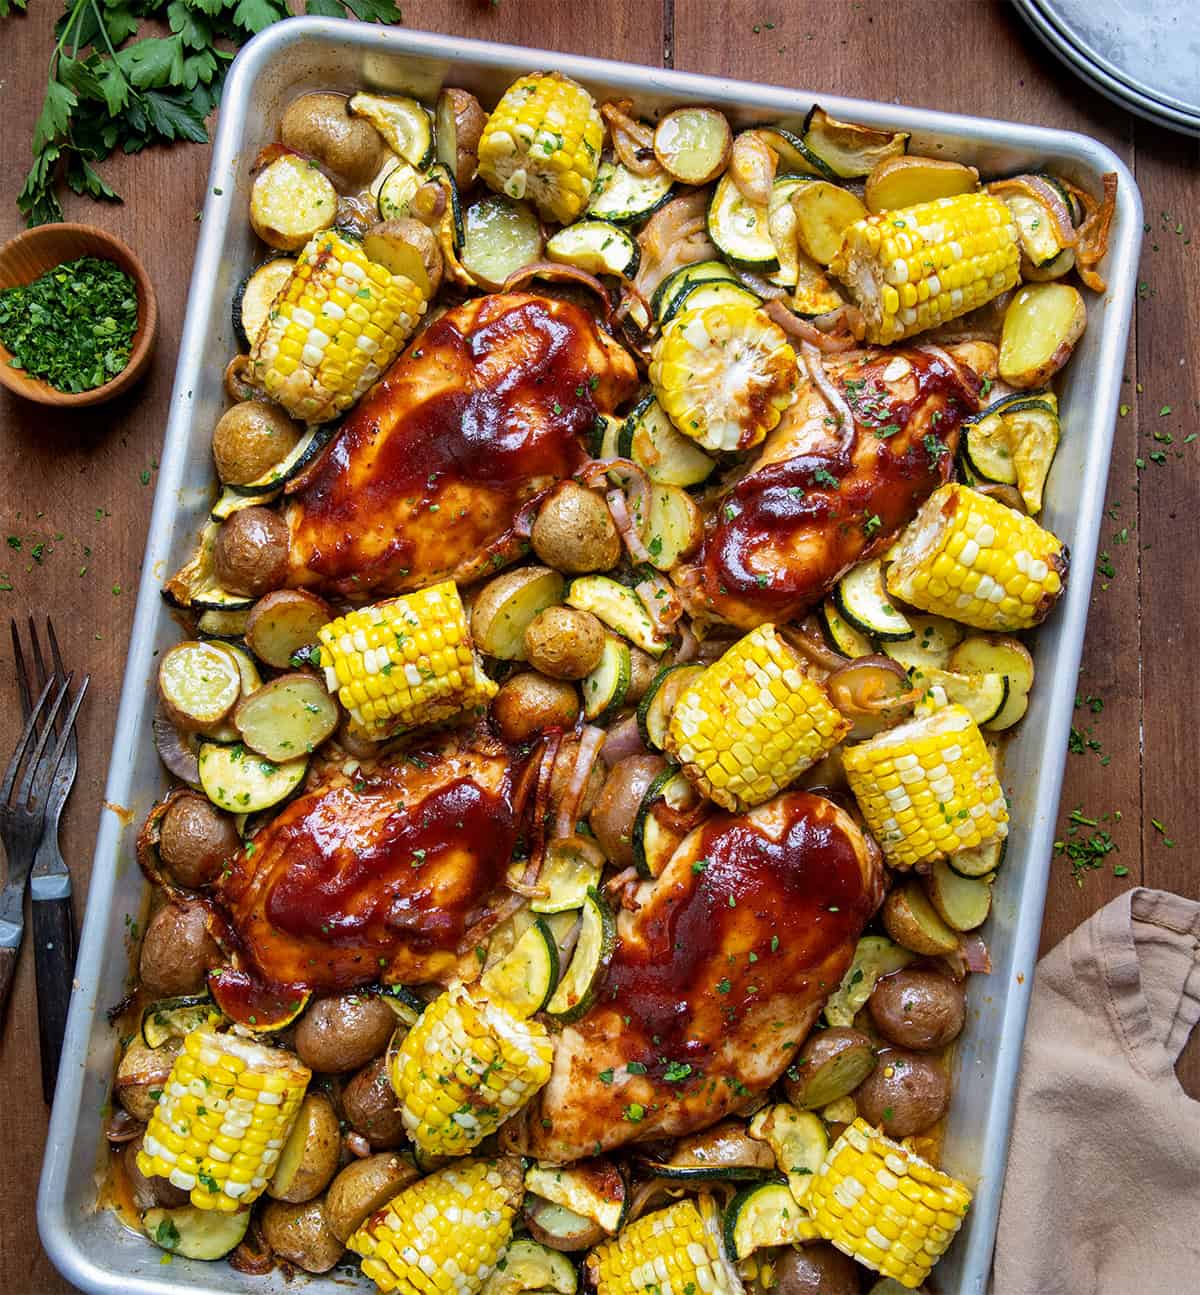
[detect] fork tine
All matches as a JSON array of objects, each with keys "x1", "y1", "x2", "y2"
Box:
[
  {"x1": 11, "y1": 618, "x2": 32, "y2": 722},
  {"x1": 46, "y1": 617, "x2": 75, "y2": 758},
  {"x1": 14, "y1": 673, "x2": 73, "y2": 810},
  {"x1": 28, "y1": 675, "x2": 90, "y2": 811},
  {"x1": 1, "y1": 673, "x2": 56, "y2": 805},
  {"x1": 29, "y1": 614, "x2": 49, "y2": 692}
]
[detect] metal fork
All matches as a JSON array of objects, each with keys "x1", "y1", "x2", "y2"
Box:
[
  {"x1": 14, "y1": 619, "x2": 86, "y2": 1101},
  {"x1": 0, "y1": 621, "x2": 89, "y2": 1098}
]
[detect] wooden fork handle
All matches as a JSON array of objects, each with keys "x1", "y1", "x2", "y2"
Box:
[{"x1": 0, "y1": 944, "x2": 18, "y2": 1034}]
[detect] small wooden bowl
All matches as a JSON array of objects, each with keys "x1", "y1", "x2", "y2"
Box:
[{"x1": 0, "y1": 223, "x2": 159, "y2": 408}]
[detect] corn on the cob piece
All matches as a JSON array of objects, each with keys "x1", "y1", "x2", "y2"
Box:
[
  {"x1": 136, "y1": 1023, "x2": 310, "y2": 1212},
  {"x1": 477, "y1": 73, "x2": 604, "y2": 224},
  {"x1": 348, "y1": 1156, "x2": 524, "y2": 1295},
  {"x1": 388, "y1": 982, "x2": 554, "y2": 1157},
  {"x1": 842, "y1": 704, "x2": 1007, "y2": 869},
  {"x1": 887, "y1": 483, "x2": 1067, "y2": 631},
  {"x1": 250, "y1": 229, "x2": 427, "y2": 424},
  {"x1": 649, "y1": 304, "x2": 799, "y2": 453},
  {"x1": 586, "y1": 1199, "x2": 738, "y2": 1295},
  {"x1": 666, "y1": 624, "x2": 850, "y2": 812},
  {"x1": 807, "y1": 1119, "x2": 972, "y2": 1289},
  {"x1": 830, "y1": 192, "x2": 1020, "y2": 345},
  {"x1": 318, "y1": 581, "x2": 497, "y2": 741}
]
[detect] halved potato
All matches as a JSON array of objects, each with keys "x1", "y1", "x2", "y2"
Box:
[
  {"x1": 653, "y1": 107, "x2": 732, "y2": 185},
  {"x1": 925, "y1": 862, "x2": 993, "y2": 932},
  {"x1": 461, "y1": 194, "x2": 544, "y2": 291},
  {"x1": 791, "y1": 181, "x2": 868, "y2": 266},
  {"x1": 158, "y1": 641, "x2": 243, "y2": 733},
  {"x1": 249, "y1": 154, "x2": 337, "y2": 251},
  {"x1": 364, "y1": 217, "x2": 443, "y2": 296},
  {"x1": 268, "y1": 1093, "x2": 341, "y2": 1203},
  {"x1": 882, "y1": 881, "x2": 961, "y2": 956},
  {"x1": 640, "y1": 484, "x2": 703, "y2": 571},
  {"x1": 245, "y1": 589, "x2": 333, "y2": 670},
  {"x1": 324, "y1": 1153, "x2": 420, "y2": 1242},
  {"x1": 999, "y1": 283, "x2": 1086, "y2": 389},
  {"x1": 470, "y1": 566, "x2": 564, "y2": 660},
  {"x1": 436, "y1": 87, "x2": 486, "y2": 190},
  {"x1": 864, "y1": 155, "x2": 979, "y2": 213},
  {"x1": 233, "y1": 673, "x2": 339, "y2": 762}
]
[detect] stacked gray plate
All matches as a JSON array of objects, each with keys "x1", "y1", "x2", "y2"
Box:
[{"x1": 1014, "y1": 0, "x2": 1200, "y2": 136}]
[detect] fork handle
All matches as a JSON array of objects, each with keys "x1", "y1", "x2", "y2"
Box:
[
  {"x1": 0, "y1": 944, "x2": 17, "y2": 1035},
  {"x1": 32, "y1": 880, "x2": 76, "y2": 1104}
]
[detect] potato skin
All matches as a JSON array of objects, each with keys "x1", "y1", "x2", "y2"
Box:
[
  {"x1": 854, "y1": 1048, "x2": 950, "y2": 1138},
  {"x1": 868, "y1": 969, "x2": 965, "y2": 1051},
  {"x1": 341, "y1": 1056, "x2": 407, "y2": 1149},
  {"x1": 491, "y1": 672, "x2": 580, "y2": 742},
  {"x1": 213, "y1": 507, "x2": 291, "y2": 598},
  {"x1": 245, "y1": 589, "x2": 332, "y2": 671},
  {"x1": 138, "y1": 899, "x2": 221, "y2": 998},
  {"x1": 269, "y1": 1093, "x2": 341, "y2": 1203},
  {"x1": 782, "y1": 1027, "x2": 877, "y2": 1110},
  {"x1": 158, "y1": 794, "x2": 240, "y2": 889},
  {"x1": 260, "y1": 1198, "x2": 345, "y2": 1274},
  {"x1": 588, "y1": 753, "x2": 667, "y2": 868},
  {"x1": 125, "y1": 1135, "x2": 190, "y2": 1212},
  {"x1": 531, "y1": 482, "x2": 621, "y2": 574},
  {"x1": 770, "y1": 1241, "x2": 860, "y2": 1295},
  {"x1": 294, "y1": 993, "x2": 397, "y2": 1074},
  {"x1": 324, "y1": 1152, "x2": 420, "y2": 1242},
  {"x1": 523, "y1": 607, "x2": 606, "y2": 680},
  {"x1": 211, "y1": 401, "x2": 301, "y2": 486},
  {"x1": 281, "y1": 92, "x2": 384, "y2": 189},
  {"x1": 437, "y1": 88, "x2": 486, "y2": 191},
  {"x1": 115, "y1": 1039, "x2": 181, "y2": 1122}
]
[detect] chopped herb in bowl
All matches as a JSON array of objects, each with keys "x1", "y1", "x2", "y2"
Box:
[{"x1": 0, "y1": 256, "x2": 139, "y2": 393}]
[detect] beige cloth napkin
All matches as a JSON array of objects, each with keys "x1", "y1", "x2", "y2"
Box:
[{"x1": 993, "y1": 888, "x2": 1200, "y2": 1294}]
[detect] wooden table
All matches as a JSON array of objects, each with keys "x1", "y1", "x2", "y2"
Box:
[{"x1": 1, "y1": 2, "x2": 1196, "y2": 1289}]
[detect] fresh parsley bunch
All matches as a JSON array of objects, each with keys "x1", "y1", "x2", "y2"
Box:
[{"x1": 8, "y1": 0, "x2": 404, "y2": 226}]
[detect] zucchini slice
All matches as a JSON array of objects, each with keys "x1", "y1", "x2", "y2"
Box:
[
  {"x1": 197, "y1": 741, "x2": 307, "y2": 814},
  {"x1": 582, "y1": 635, "x2": 632, "y2": 723},
  {"x1": 985, "y1": 681, "x2": 1031, "y2": 732},
  {"x1": 232, "y1": 672, "x2": 339, "y2": 762},
  {"x1": 834, "y1": 561, "x2": 913, "y2": 641},
  {"x1": 790, "y1": 179, "x2": 869, "y2": 266},
  {"x1": 530, "y1": 836, "x2": 606, "y2": 915},
  {"x1": 210, "y1": 484, "x2": 280, "y2": 523},
  {"x1": 707, "y1": 173, "x2": 779, "y2": 270},
  {"x1": 162, "y1": 522, "x2": 255, "y2": 613},
  {"x1": 819, "y1": 598, "x2": 874, "y2": 659},
  {"x1": 801, "y1": 106, "x2": 909, "y2": 179},
  {"x1": 586, "y1": 159, "x2": 674, "y2": 224},
  {"x1": 824, "y1": 935, "x2": 914, "y2": 1028},
  {"x1": 636, "y1": 662, "x2": 705, "y2": 750},
  {"x1": 659, "y1": 279, "x2": 760, "y2": 326},
  {"x1": 143, "y1": 1205, "x2": 250, "y2": 1261},
  {"x1": 949, "y1": 634, "x2": 1034, "y2": 700},
  {"x1": 925, "y1": 860, "x2": 993, "y2": 932},
  {"x1": 347, "y1": 93, "x2": 434, "y2": 167},
  {"x1": 196, "y1": 608, "x2": 252, "y2": 641},
  {"x1": 619, "y1": 394, "x2": 716, "y2": 488},
  {"x1": 880, "y1": 614, "x2": 964, "y2": 673},
  {"x1": 632, "y1": 766, "x2": 702, "y2": 879},
  {"x1": 524, "y1": 1161, "x2": 628, "y2": 1234},
  {"x1": 230, "y1": 422, "x2": 336, "y2": 497},
  {"x1": 948, "y1": 836, "x2": 1006, "y2": 879},
  {"x1": 376, "y1": 160, "x2": 423, "y2": 221},
  {"x1": 483, "y1": 1238, "x2": 578, "y2": 1295},
  {"x1": 747, "y1": 1103, "x2": 828, "y2": 1205},
  {"x1": 753, "y1": 126, "x2": 836, "y2": 180},
  {"x1": 634, "y1": 1155, "x2": 769, "y2": 1183},
  {"x1": 546, "y1": 219, "x2": 639, "y2": 277},
  {"x1": 651, "y1": 258, "x2": 737, "y2": 321},
  {"x1": 141, "y1": 995, "x2": 217, "y2": 1049},
  {"x1": 566, "y1": 576, "x2": 669, "y2": 656},
  {"x1": 653, "y1": 107, "x2": 732, "y2": 186},
  {"x1": 479, "y1": 919, "x2": 559, "y2": 1018},
  {"x1": 640, "y1": 483, "x2": 703, "y2": 571},
  {"x1": 233, "y1": 256, "x2": 294, "y2": 351},
  {"x1": 461, "y1": 194, "x2": 544, "y2": 292},
  {"x1": 1006, "y1": 398, "x2": 1061, "y2": 514},
  {"x1": 591, "y1": 413, "x2": 624, "y2": 460},
  {"x1": 916, "y1": 667, "x2": 1009, "y2": 726},
  {"x1": 961, "y1": 408, "x2": 1018, "y2": 485},
  {"x1": 546, "y1": 886, "x2": 616, "y2": 1022},
  {"x1": 379, "y1": 983, "x2": 427, "y2": 1027},
  {"x1": 724, "y1": 1179, "x2": 819, "y2": 1258}
]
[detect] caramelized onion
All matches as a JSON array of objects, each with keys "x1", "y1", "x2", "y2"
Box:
[
  {"x1": 989, "y1": 175, "x2": 1076, "y2": 248},
  {"x1": 826, "y1": 655, "x2": 917, "y2": 715},
  {"x1": 555, "y1": 725, "x2": 606, "y2": 839},
  {"x1": 228, "y1": 1218, "x2": 274, "y2": 1276},
  {"x1": 600, "y1": 715, "x2": 646, "y2": 765},
  {"x1": 636, "y1": 572, "x2": 683, "y2": 637},
  {"x1": 601, "y1": 101, "x2": 663, "y2": 178},
  {"x1": 732, "y1": 267, "x2": 789, "y2": 302},
  {"x1": 671, "y1": 618, "x2": 699, "y2": 665},
  {"x1": 578, "y1": 457, "x2": 656, "y2": 565},
  {"x1": 780, "y1": 618, "x2": 850, "y2": 676},
  {"x1": 345, "y1": 1131, "x2": 371, "y2": 1159},
  {"x1": 634, "y1": 191, "x2": 719, "y2": 305},
  {"x1": 224, "y1": 353, "x2": 259, "y2": 403},
  {"x1": 961, "y1": 931, "x2": 993, "y2": 974},
  {"x1": 764, "y1": 299, "x2": 858, "y2": 352},
  {"x1": 502, "y1": 261, "x2": 612, "y2": 315},
  {"x1": 153, "y1": 711, "x2": 201, "y2": 788},
  {"x1": 973, "y1": 482, "x2": 1027, "y2": 514},
  {"x1": 104, "y1": 1108, "x2": 144, "y2": 1144},
  {"x1": 626, "y1": 1178, "x2": 689, "y2": 1224},
  {"x1": 1071, "y1": 171, "x2": 1118, "y2": 292},
  {"x1": 801, "y1": 340, "x2": 856, "y2": 445}
]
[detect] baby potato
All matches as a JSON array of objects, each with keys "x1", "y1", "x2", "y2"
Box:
[
  {"x1": 260, "y1": 1198, "x2": 345, "y2": 1274},
  {"x1": 324, "y1": 1152, "x2": 420, "y2": 1242},
  {"x1": 269, "y1": 1093, "x2": 341, "y2": 1203},
  {"x1": 363, "y1": 218, "x2": 444, "y2": 297},
  {"x1": 531, "y1": 482, "x2": 621, "y2": 574},
  {"x1": 138, "y1": 899, "x2": 222, "y2": 998},
  {"x1": 125, "y1": 1135, "x2": 189, "y2": 1212},
  {"x1": 435, "y1": 88, "x2": 486, "y2": 191},
  {"x1": 864, "y1": 154, "x2": 979, "y2": 214},
  {"x1": 211, "y1": 400, "x2": 301, "y2": 487},
  {"x1": 294, "y1": 993, "x2": 398, "y2": 1074},
  {"x1": 588, "y1": 753, "x2": 667, "y2": 868},
  {"x1": 783, "y1": 1027, "x2": 877, "y2": 1110},
  {"x1": 341, "y1": 1055, "x2": 407, "y2": 1149},
  {"x1": 523, "y1": 606, "x2": 606, "y2": 680},
  {"x1": 115, "y1": 1039, "x2": 181, "y2": 1122},
  {"x1": 854, "y1": 1048, "x2": 950, "y2": 1138},
  {"x1": 244, "y1": 589, "x2": 332, "y2": 670},
  {"x1": 491, "y1": 672, "x2": 580, "y2": 743},
  {"x1": 868, "y1": 969, "x2": 966, "y2": 1051},
  {"x1": 770, "y1": 1242, "x2": 860, "y2": 1295},
  {"x1": 999, "y1": 282, "x2": 1086, "y2": 389},
  {"x1": 249, "y1": 153, "x2": 338, "y2": 251},
  {"x1": 281, "y1": 92, "x2": 385, "y2": 190},
  {"x1": 213, "y1": 507, "x2": 291, "y2": 598},
  {"x1": 158, "y1": 793, "x2": 241, "y2": 889},
  {"x1": 471, "y1": 566, "x2": 564, "y2": 660}
]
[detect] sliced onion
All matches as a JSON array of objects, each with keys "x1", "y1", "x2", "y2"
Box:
[
  {"x1": 634, "y1": 191, "x2": 718, "y2": 305},
  {"x1": 154, "y1": 712, "x2": 201, "y2": 788},
  {"x1": 104, "y1": 1108, "x2": 144, "y2": 1144},
  {"x1": 636, "y1": 572, "x2": 683, "y2": 636},
  {"x1": 555, "y1": 725, "x2": 606, "y2": 839},
  {"x1": 600, "y1": 715, "x2": 646, "y2": 765},
  {"x1": 732, "y1": 267, "x2": 789, "y2": 302},
  {"x1": 780, "y1": 618, "x2": 851, "y2": 675},
  {"x1": 601, "y1": 101, "x2": 663, "y2": 178},
  {"x1": 626, "y1": 1178, "x2": 689, "y2": 1224},
  {"x1": 973, "y1": 482, "x2": 1027, "y2": 514},
  {"x1": 224, "y1": 353, "x2": 259, "y2": 403},
  {"x1": 916, "y1": 342, "x2": 980, "y2": 401},
  {"x1": 812, "y1": 302, "x2": 867, "y2": 343},
  {"x1": 802, "y1": 340, "x2": 856, "y2": 445},
  {"x1": 700, "y1": 1191, "x2": 747, "y2": 1293},
  {"x1": 608, "y1": 488, "x2": 652, "y2": 563},
  {"x1": 345, "y1": 1131, "x2": 372, "y2": 1159},
  {"x1": 578, "y1": 457, "x2": 656, "y2": 566},
  {"x1": 988, "y1": 175, "x2": 1076, "y2": 248},
  {"x1": 502, "y1": 261, "x2": 612, "y2": 316},
  {"x1": 671, "y1": 618, "x2": 699, "y2": 665},
  {"x1": 1072, "y1": 172, "x2": 1117, "y2": 292},
  {"x1": 961, "y1": 931, "x2": 993, "y2": 974},
  {"x1": 764, "y1": 299, "x2": 857, "y2": 352},
  {"x1": 826, "y1": 655, "x2": 918, "y2": 716},
  {"x1": 605, "y1": 865, "x2": 640, "y2": 894},
  {"x1": 228, "y1": 1221, "x2": 274, "y2": 1277}
]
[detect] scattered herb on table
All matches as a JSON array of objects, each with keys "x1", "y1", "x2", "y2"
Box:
[
  {"x1": 1053, "y1": 807, "x2": 1119, "y2": 885},
  {"x1": 8, "y1": 0, "x2": 405, "y2": 226},
  {"x1": 0, "y1": 256, "x2": 137, "y2": 392}
]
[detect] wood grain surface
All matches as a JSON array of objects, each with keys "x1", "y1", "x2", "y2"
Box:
[{"x1": 0, "y1": 2, "x2": 1196, "y2": 1290}]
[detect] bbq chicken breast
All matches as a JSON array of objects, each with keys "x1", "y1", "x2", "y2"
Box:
[
  {"x1": 509, "y1": 789, "x2": 884, "y2": 1163},
  {"x1": 217, "y1": 736, "x2": 522, "y2": 991},
  {"x1": 284, "y1": 292, "x2": 639, "y2": 599},
  {"x1": 679, "y1": 341, "x2": 994, "y2": 628}
]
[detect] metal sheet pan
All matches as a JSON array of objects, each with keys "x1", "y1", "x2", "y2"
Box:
[{"x1": 37, "y1": 17, "x2": 1143, "y2": 1295}]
